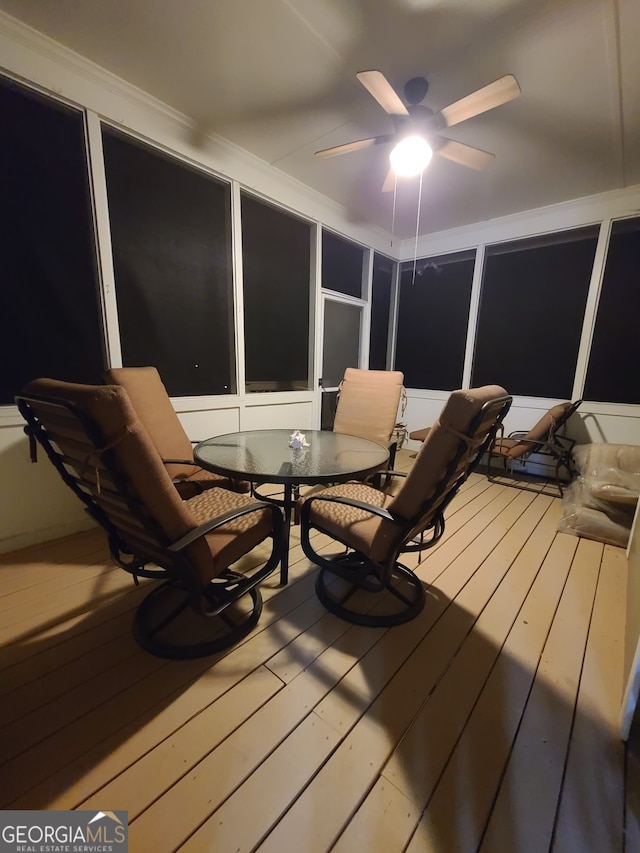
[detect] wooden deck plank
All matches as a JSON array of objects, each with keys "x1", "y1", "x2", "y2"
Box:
[
  {"x1": 313, "y1": 489, "x2": 535, "y2": 739},
  {"x1": 180, "y1": 711, "x2": 342, "y2": 852},
  {"x1": 0, "y1": 582, "x2": 149, "y2": 688},
  {"x1": 5, "y1": 569, "x2": 327, "y2": 809},
  {"x1": 0, "y1": 628, "x2": 136, "y2": 728},
  {"x1": 0, "y1": 545, "x2": 112, "y2": 599},
  {"x1": 339, "y1": 496, "x2": 559, "y2": 852},
  {"x1": 382, "y1": 496, "x2": 558, "y2": 801},
  {"x1": 404, "y1": 511, "x2": 574, "y2": 852},
  {"x1": 0, "y1": 566, "x2": 144, "y2": 639},
  {"x1": 127, "y1": 620, "x2": 385, "y2": 852},
  {"x1": 478, "y1": 537, "x2": 603, "y2": 853},
  {"x1": 256, "y1": 491, "x2": 544, "y2": 851},
  {"x1": 551, "y1": 544, "x2": 626, "y2": 852},
  {"x1": 0, "y1": 530, "x2": 318, "y2": 684},
  {"x1": 80, "y1": 665, "x2": 284, "y2": 817},
  {"x1": 406, "y1": 486, "x2": 520, "y2": 583},
  {"x1": 0, "y1": 527, "x2": 104, "y2": 572},
  {"x1": 332, "y1": 778, "x2": 422, "y2": 853}
]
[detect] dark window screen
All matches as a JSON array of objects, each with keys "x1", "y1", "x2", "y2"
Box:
[
  {"x1": 321, "y1": 390, "x2": 339, "y2": 430},
  {"x1": 584, "y1": 218, "x2": 640, "y2": 403},
  {"x1": 0, "y1": 77, "x2": 104, "y2": 403},
  {"x1": 370, "y1": 253, "x2": 394, "y2": 370},
  {"x1": 472, "y1": 228, "x2": 598, "y2": 398},
  {"x1": 322, "y1": 230, "x2": 365, "y2": 298},
  {"x1": 242, "y1": 193, "x2": 311, "y2": 391},
  {"x1": 395, "y1": 252, "x2": 475, "y2": 390},
  {"x1": 102, "y1": 128, "x2": 235, "y2": 396}
]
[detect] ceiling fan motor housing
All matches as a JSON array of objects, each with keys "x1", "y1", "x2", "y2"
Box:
[
  {"x1": 393, "y1": 105, "x2": 435, "y2": 139},
  {"x1": 403, "y1": 76, "x2": 430, "y2": 105}
]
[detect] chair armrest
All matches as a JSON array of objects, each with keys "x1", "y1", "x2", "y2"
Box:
[
  {"x1": 508, "y1": 436, "x2": 542, "y2": 446},
  {"x1": 169, "y1": 501, "x2": 282, "y2": 552},
  {"x1": 365, "y1": 468, "x2": 407, "y2": 485},
  {"x1": 366, "y1": 468, "x2": 406, "y2": 491},
  {"x1": 385, "y1": 469, "x2": 408, "y2": 481},
  {"x1": 162, "y1": 457, "x2": 199, "y2": 466}
]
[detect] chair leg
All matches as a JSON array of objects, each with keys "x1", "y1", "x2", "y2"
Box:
[
  {"x1": 314, "y1": 556, "x2": 425, "y2": 627},
  {"x1": 133, "y1": 575, "x2": 262, "y2": 659}
]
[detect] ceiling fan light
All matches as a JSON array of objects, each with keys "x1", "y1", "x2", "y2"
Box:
[{"x1": 389, "y1": 135, "x2": 433, "y2": 177}]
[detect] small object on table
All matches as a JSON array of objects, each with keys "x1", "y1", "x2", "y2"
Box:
[{"x1": 289, "y1": 430, "x2": 310, "y2": 449}]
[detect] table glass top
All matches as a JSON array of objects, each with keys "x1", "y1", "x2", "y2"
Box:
[{"x1": 194, "y1": 429, "x2": 389, "y2": 484}]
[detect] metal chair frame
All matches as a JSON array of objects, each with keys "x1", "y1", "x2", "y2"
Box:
[
  {"x1": 486, "y1": 399, "x2": 582, "y2": 495},
  {"x1": 301, "y1": 393, "x2": 512, "y2": 627},
  {"x1": 16, "y1": 389, "x2": 284, "y2": 659}
]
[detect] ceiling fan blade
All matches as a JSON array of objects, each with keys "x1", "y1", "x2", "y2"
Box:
[
  {"x1": 438, "y1": 74, "x2": 520, "y2": 128},
  {"x1": 315, "y1": 134, "x2": 395, "y2": 159},
  {"x1": 381, "y1": 167, "x2": 397, "y2": 193},
  {"x1": 356, "y1": 70, "x2": 409, "y2": 116},
  {"x1": 436, "y1": 139, "x2": 495, "y2": 170}
]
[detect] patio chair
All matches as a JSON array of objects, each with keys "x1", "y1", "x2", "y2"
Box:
[
  {"x1": 409, "y1": 426, "x2": 431, "y2": 443},
  {"x1": 16, "y1": 379, "x2": 284, "y2": 659},
  {"x1": 292, "y1": 367, "x2": 406, "y2": 514},
  {"x1": 333, "y1": 368, "x2": 406, "y2": 470},
  {"x1": 104, "y1": 366, "x2": 249, "y2": 497},
  {"x1": 333, "y1": 368, "x2": 406, "y2": 437},
  {"x1": 486, "y1": 399, "x2": 582, "y2": 494},
  {"x1": 300, "y1": 385, "x2": 512, "y2": 626}
]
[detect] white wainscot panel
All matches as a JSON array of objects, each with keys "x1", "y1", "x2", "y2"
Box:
[
  {"x1": 403, "y1": 393, "x2": 449, "y2": 449},
  {"x1": 0, "y1": 425, "x2": 95, "y2": 554},
  {"x1": 577, "y1": 410, "x2": 640, "y2": 446},
  {"x1": 177, "y1": 407, "x2": 241, "y2": 442},
  {"x1": 243, "y1": 401, "x2": 314, "y2": 431}
]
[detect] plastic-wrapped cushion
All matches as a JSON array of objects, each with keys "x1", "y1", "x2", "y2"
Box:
[
  {"x1": 574, "y1": 443, "x2": 640, "y2": 508},
  {"x1": 558, "y1": 503, "x2": 633, "y2": 549},
  {"x1": 590, "y1": 483, "x2": 638, "y2": 506},
  {"x1": 559, "y1": 443, "x2": 640, "y2": 547},
  {"x1": 576, "y1": 443, "x2": 640, "y2": 474}
]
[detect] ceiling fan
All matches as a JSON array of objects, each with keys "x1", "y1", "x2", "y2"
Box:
[{"x1": 315, "y1": 70, "x2": 521, "y2": 191}]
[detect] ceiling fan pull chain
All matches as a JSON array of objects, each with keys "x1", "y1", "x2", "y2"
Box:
[
  {"x1": 412, "y1": 170, "x2": 424, "y2": 285},
  {"x1": 391, "y1": 173, "x2": 398, "y2": 245}
]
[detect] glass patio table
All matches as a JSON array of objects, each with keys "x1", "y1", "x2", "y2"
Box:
[{"x1": 193, "y1": 429, "x2": 390, "y2": 584}]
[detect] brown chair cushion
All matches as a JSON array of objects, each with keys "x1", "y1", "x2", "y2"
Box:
[
  {"x1": 306, "y1": 481, "x2": 394, "y2": 558},
  {"x1": 409, "y1": 427, "x2": 431, "y2": 442},
  {"x1": 104, "y1": 366, "x2": 238, "y2": 492},
  {"x1": 333, "y1": 368, "x2": 404, "y2": 446},
  {"x1": 104, "y1": 366, "x2": 196, "y2": 479},
  {"x1": 186, "y1": 487, "x2": 274, "y2": 576},
  {"x1": 504, "y1": 402, "x2": 572, "y2": 459},
  {"x1": 24, "y1": 379, "x2": 193, "y2": 538}
]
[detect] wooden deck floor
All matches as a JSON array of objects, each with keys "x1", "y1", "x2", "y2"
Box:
[{"x1": 0, "y1": 449, "x2": 632, "y2": 852}]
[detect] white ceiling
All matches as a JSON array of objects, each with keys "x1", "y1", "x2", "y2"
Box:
[{"x1": 2, "y1": 0, "x2": 639, "y2": 238}]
